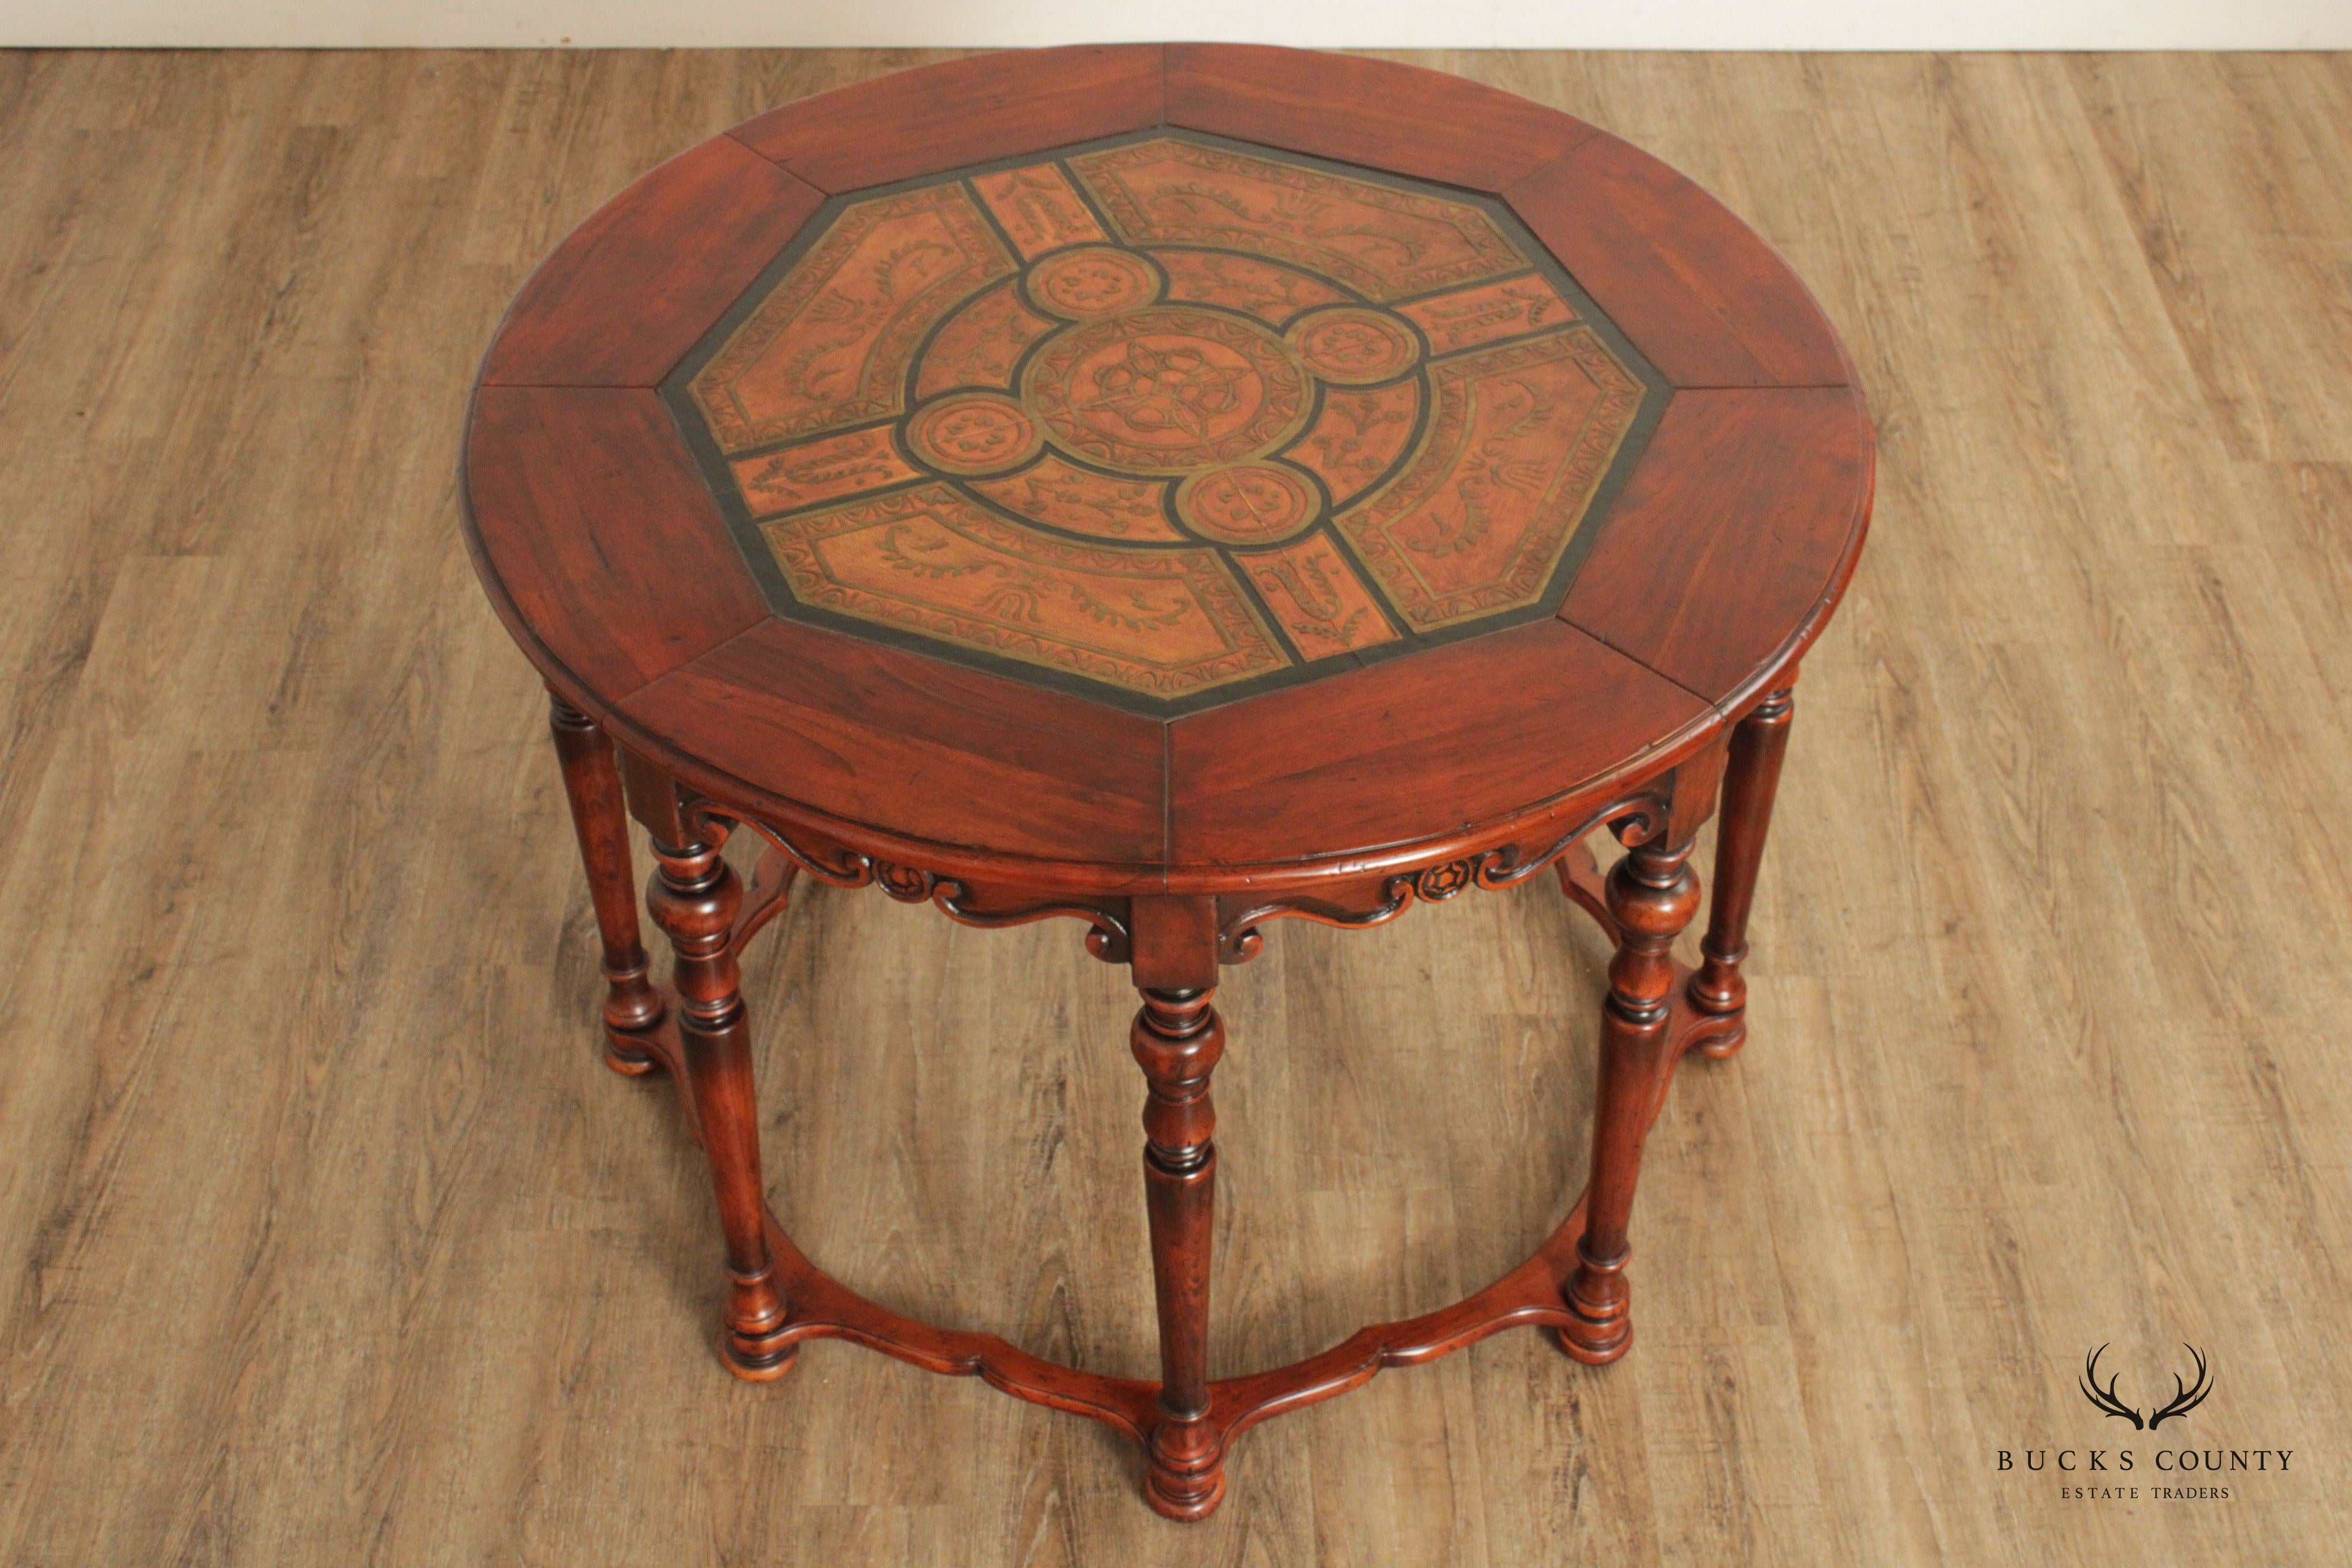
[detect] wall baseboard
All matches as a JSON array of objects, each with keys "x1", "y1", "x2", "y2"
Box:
[{"x1": 18, "y1": 2, "x2": 2352, "y2": 51}]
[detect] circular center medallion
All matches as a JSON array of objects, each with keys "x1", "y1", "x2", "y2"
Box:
[
  {"x1": 1028, "y1": 246, "x2": 1161, "y2": 318},
  {"x1": 1175, "y1": 462, "x2": 1320, "y2": 545},
  {"x1": 904, "y1": 392, "x2": 1040, "y2": 475},
  {"x1": 1023, "y1": 308, "x2": 1310, "y2": 477},
  {"x1": 1286, "y1": 305, "x2": 1422, "y2": 384}
]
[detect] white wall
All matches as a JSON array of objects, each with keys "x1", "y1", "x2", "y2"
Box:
[{"x1": 19, "y1": 0, "x2": 2352, "y2": 50}]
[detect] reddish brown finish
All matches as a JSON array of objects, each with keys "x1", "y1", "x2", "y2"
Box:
[
  {"x1": 482, "y1": 138, "x2": 824, "y2": 388},
  {"x1": 466, "y1": 388, "x2": 767, "y2": 698},
  {"x1": 730, "y1": 45, "x2": 1165, "y2": 193},
  {"x1": 1562, "y1": 387, "x2": 1872, "y2": 705},
  {"x1": 588, "y1": 877, "x2": 1742, "y2": 1468},
  {"x1": 1505, "y1": 133, "x2": 1854, "y2": 388},
  {"x1": 539, "y1": 736, "x2": 1748, "y2": 1515},
  {"x1": 728, "y1": 842, "x2": 802, "y2": 962},
  {"x1": 1167, "y1": 618, "x2": 1707, "y2": 865},
  {"x1": 548, "y1": 694, "x2": 666, "y2": 1073},
  {"x1": 616, "y1": 615, "x2": 1165, "y2": 867},
  {"x1": 464, "y1": 45, "x2": 1873, "y2": 1524},
  {"x1": 1166, "y1": 44, "x2": 1599, "y2": 193},
  {"x1": 461, "y1": 54, "x2": 1874, "y2": 880},
  {"x1": 1122, "y1": 895, "x2": 1227, "y2": 1517},
  {"x1": 1131, "y1": 985, "x2": 1226, "y2": 1518},
  {"x1": 623, "y1": 759, "x2": 796, "y2": 1380},
  {"x1": 1691, "y1": 685, "x2": 1796, "y2": 1057},
  {"x1": 1560, "y1": 827, "x2": 1704, "y2": 1363},
  {"x1": 1553, "y1": 837, "x2": 1619, "y2": 942}
]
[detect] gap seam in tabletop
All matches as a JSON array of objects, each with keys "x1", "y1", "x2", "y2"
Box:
[
  {"x1": 458, "y1": 393, "x2": 733, "y2": 719},
  {"x1": 609, "y1": 619, "x2": 1184, "y2": 886},
  {"x1": 522, "y1": 609, "x2": 766, "y2": 742},
  {"x1": 1497, "y1": 139, "x2": 1863, "y2": 393},
  {"x1": 576, "y1": 630, "x2": 1719, "y2": 886},
  {"x1": 1560, "y1": 383, "x2": 1873, "y2": 714},
  {"x1": 462, "y1": 383, "x2": 772, "y2": 698},
  {"x1": 1160, "y1": 44, "x2": 1611, "y2": 198},
  {"x1": 1559, "y1": 621, "x2": 1720, "y2": 712},
  {"x1": 1158, "y1": 710, "x2": 1723, "y2": 882},
  {"x1": 473, "y1": 141, "x2": 825, "y2": 391},
  {"x1": 1565, "y1": 539, "x2": 1866, "y2": 724},
  {"x1": 719, "y1": 44, "x2": 1174, "y2": 195}
]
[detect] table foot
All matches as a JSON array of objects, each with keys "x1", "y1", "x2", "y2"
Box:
[
  {"x1": 1556, "y1": 1247, "x2": 1632, "y2": 1364},
  {"x1": 721, "y1": 1325, "x2": 800, "y2": 1382},
  {"x1": 1691, "y1": 1023, "x2": 1747, "y2": 1061},
  {"x1": 602, "y1": 1024, "x2": 665, "y2": 1077},
  {"x1": 1551, "y1": 1324, "x2": 1630, "y2": 1365},
  {"x1": 1145, "y1": 1420, "x2": 1227, "y2": 1520}
]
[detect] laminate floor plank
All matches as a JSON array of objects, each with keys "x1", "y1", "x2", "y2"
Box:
[{"x1": 0, "y1": 47, "x2": 2347, "y2": 1566}]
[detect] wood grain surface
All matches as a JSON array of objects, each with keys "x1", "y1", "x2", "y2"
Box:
[
  {"x1": 733, "y1": 45, "x2": 1166, "y2": 193},
  {"x1": 1, "y1": 46, "x2": 2349, "y2": 1567},
  {"x1": 470, "y1": 50, "x2": 1857, "y2": 858},
  {"x1": 466, "y1": 385, "x2": 769, "y2": 693},
  {"x1": 479, "y1": 135, "x2": 823, "y2": 389}
]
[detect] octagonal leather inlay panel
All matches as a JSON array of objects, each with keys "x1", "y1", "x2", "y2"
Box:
[{"x1": 664, "y1": 130, "x2": 1669, "y2": 714}]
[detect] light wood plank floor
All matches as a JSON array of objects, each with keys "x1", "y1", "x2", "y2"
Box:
[{"x1": 1, "y1": 47, "x2": 2348, "y2": 1566}]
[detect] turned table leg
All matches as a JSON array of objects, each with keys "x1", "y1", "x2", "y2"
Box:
[
  {"x1": 1689, "y1": 687, "x2": 1795, "y2": 1058},
  {"x1": 1560, "y1": 833, "x2": 1701, "y2": 1364},
  {"x1": 547, "y1": 694, "x2": 666, "y2": 1072},
  {"x1": 625, "y1": 762, "x2": 794, "y2": 1380},
  {"x1": 1128, "y1": 897, "x2": 1227, "y2": 1520}
]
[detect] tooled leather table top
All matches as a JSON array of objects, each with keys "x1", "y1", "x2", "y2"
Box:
[
  {"x1": 665, "y1": 130, "x2": 1668, "y2": 714},
  {"x1": 463, "y1": 46, "x2": 1873, "y2": 878}
]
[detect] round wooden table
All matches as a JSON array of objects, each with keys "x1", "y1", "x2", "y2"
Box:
[{"x1": 463, "y1": 45, "x2": 1873, "y2": 1521}]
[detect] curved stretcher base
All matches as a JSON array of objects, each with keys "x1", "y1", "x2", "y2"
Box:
[{"x1": 604, "y1": 848, "x2": 1740, "y2": 1509}]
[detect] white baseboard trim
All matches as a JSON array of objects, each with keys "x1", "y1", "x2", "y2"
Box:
[{"x1": 19, "y1": 2, "x2": 2352, "y2": 51}]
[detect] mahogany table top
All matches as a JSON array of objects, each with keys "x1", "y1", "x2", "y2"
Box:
[{"x1": 463, "y1": 45, "x2": 1874, "y2": 891}]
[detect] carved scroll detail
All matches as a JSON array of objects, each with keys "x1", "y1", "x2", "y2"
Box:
[
  {"x1": 679, "y1": 786, "x2": 1662, "y2": 975},
  {"x1": 1219, "y1": 792, "x2": 1667, "y2": 963},
  {"x1": 935, "y1": 880, "x2": 1134, "y2": 963},
  {"x1": 873, "y1": 859, "x2": 936, "y2": 901},
  {"x1": 743, "y1": 818, "x2": 877, "y2": 888},
  {"x1": 721, "y1": 818, "x2": 1131, "y2": 961}
]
